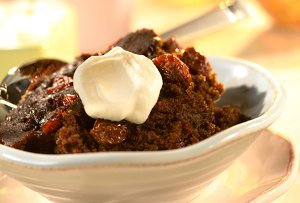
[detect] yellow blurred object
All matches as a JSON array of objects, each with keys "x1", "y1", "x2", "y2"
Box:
[
  {"x1": 0, "y1": 46, "x2": 43, "y2": 76},
  {"x1": 158, "y1": 0, "x2": 221, "y2": 7},
  {"x1": 0, "y1": 0, "x2": 78, "y2": 77},
  {"x1": 258, "y1": 0, "x2": 300, "y2": 29}
]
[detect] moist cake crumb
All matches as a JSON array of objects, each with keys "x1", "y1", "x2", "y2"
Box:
[{"x1": 0, "y1": 29, "x2": 248, "y2": 154}]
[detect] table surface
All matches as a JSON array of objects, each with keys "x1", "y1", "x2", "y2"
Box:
[{"x1": 0, "y1": 0, "x2": 300, "y2": 202}]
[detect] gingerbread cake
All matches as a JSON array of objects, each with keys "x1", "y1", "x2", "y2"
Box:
[{"x1": 0, "y1": 29, "x2": 247, "y2": 154}]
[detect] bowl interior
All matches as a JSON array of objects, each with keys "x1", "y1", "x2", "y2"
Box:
[
  {"x1": 0, "y1": 56, "x2": 283, "y2": 168},
  {"x1": 210, "y1": 56, "x2": 274, "y2": 119}
]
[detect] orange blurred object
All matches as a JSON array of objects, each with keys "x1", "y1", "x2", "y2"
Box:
[{"x1": 258, "y1": 0, "x2": 300, "y2": 29}]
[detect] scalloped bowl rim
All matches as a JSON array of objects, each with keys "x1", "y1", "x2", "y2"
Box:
[{"x1": 0, "y1": 56, "x2": 285, "y2": 168}]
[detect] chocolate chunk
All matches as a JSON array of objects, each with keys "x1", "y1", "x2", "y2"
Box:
[{"x1": 111, "y1": 29, "x2": 164, "y2": 58}]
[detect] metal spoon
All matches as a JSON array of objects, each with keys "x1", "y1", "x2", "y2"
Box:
[
  {"x1": 161, "y1": 0, "x2": 249, "y2": 40},
  {"x1": 0, "y1": 67, "x2": 29, "y2": 109},
  {"x1": 0, "y1": 0, "x2": 249, "y2": 112}
]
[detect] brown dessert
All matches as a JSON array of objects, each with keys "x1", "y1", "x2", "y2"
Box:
[{"x1": 0, "y1": 29, "x2": 247, "y2": 154}]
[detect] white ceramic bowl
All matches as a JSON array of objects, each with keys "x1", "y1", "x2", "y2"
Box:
[{"x1": 0, "y1": 57, "x2": 285, "y2": 203}]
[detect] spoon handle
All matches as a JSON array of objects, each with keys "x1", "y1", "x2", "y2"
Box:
[
  {"x1": 0, "y1": 99, "x2": 17, "y2": 109},
  {"x1": 0, "y1": 85, "x2": 17, "y2": 109},
  {"x1": 160, "y1": 0, "x2": 249, "y2": 40}
]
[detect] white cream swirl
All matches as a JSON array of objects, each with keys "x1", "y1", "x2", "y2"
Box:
[{"x1": 73, "y1": 46, "x2": 163, "y2": 124}]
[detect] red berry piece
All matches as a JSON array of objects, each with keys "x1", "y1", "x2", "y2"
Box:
[
  {"x1": 47, "y1": 76, "x2": 73, "y2": 94},
  {"x1": 153, "y1": 54, "x2": 192, "y2": 89},
  {"x1": 63, "y1": 94, "x2": 79, "y2": 106},
  {"x1": 42, "y1": 117, "x2": 62, "y2": 134},
  {"x1": 90, "y1": 120, "x2": 129, "y2": 145}
]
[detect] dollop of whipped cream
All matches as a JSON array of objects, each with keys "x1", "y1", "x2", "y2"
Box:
[{"x1": 73, "y1": 46, "x2": 163, "y2": 124}]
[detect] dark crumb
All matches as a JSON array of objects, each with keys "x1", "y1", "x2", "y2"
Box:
[
  {"x1": 108, "y1": 29, "x2": 165, "y2": 58},
  {"x1": 0, "y1": 29, "x2": 248, "y2": 154},
  {"x1": 162, "y1": 37, "x2": 182, "y2": 54},
  {"x1": 19, "y1": 59, "x2": 67, "y2": 78}
]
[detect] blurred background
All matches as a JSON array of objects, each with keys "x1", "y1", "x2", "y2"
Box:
[
  {"x1": 0, "y1": 0, "x2": 299, "y2": 71},
  {"x1": 0, "y1": 0, "x2": 300, "y2": 202}
]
